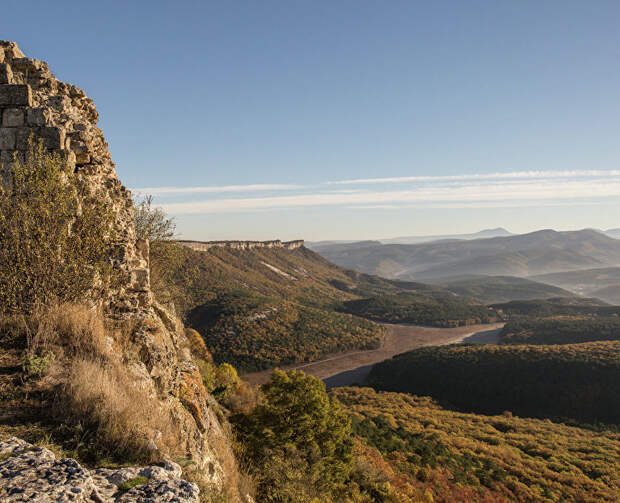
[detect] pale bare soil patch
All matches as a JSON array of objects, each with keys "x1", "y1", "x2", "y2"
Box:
[{"x1": 243, "y1": 322, "x2": 504, "y2": 387}]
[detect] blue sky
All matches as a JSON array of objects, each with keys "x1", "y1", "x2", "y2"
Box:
[{"x1": 5, "y1": 1, "x2": 620, "y2": 240}]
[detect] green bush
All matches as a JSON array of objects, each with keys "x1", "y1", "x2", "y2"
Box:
[
  {"x1": 232, "y1": 370, "x2": 353, "y2": 502},
  {"x1": 0, "y1": 141, "x2": 116, "y2": 313}
]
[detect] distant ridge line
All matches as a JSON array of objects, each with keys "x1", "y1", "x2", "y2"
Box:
[{"x1": 179, "y1": 239, "x2": 304, "y2": 251}]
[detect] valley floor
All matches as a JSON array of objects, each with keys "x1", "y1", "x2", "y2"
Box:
[{"x1": 243, "y1": 322, "x2": 504, "y2": 387}]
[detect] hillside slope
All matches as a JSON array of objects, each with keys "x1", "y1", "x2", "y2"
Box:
[
  {"x1": 367, "y1": 341, "x2": 620, "y2": 424},
  {"x1": 314, "y1": 229, "x2": 620, "y2": 280},
  {"x1": 432, "y1": 275, "x2": 576, "y2": 304},
  {"x1": 334, "y1": 387, "x2": 620, "y2": 503},
  {"x1": 150, "y1": 242, "x2": 493, "y2": 371},
  {"x1": 532, "y1": 267, "x2": 620, "y2": 303}
]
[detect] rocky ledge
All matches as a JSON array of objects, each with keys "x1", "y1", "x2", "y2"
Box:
[
  {"x1": 0, "y1": 437, "x2": 199, "y2": 503},
  {"x1": 179, "y1": 239, "x2": 304, "y2": 251}
]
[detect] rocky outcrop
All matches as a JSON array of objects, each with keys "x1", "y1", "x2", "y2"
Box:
[
  {"x1": 180, "y1": 239, "x2": 304, "y2": 252},
  {"x1": 0, "y1": 42, "x2": 242, "y2": 499},
  {"x1": 0, "y1": 40, "x2": 149, "y2": 316},
  {"x1": 0, "y1": 437, "x2": 199, "y2": 502}
]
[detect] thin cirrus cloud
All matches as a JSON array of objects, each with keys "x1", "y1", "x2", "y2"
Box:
[
  {"x1": 131, "y1": 183, "x2": 302, "y2": 196},
  {"x1": 327, "y1": 170, "x2": 620, "y2": 185},
  {"x1": 159, "y1": 173, "x2": 620, "y2": 215}
]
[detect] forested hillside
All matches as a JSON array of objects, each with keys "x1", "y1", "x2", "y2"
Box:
[
  {"x1": 432, "y1": 275, "x2": 576, "y2": 304},
  {"x1": 367, "y1": 342, "x2": 620, "y2": 424},
  {"x1": 499, "y1": 317, "x2": 620, "y2": 345},
  {"x1": 491, "y1": 297, "x2": 619, "y2": 318},
  {"x1": 532, "y1": 266, "x2": 620, "y2": 303},
  {"x1": 334, "y1": 387, "x2": 620, "y2": 503},
  {"x1": 150, "y1": 242, "x2": 492, "y2": 371}
]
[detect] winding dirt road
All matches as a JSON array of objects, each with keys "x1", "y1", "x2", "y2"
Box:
[{"x1": 242, "y1": 322, "x2": 504, "y2": 388}]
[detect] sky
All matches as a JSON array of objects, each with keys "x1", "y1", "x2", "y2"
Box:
[{"x1": 4, "y1": 0, "x2": 620, "y2": 241}]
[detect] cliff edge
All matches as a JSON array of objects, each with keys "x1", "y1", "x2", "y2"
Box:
[{"x1": 0, "y1": 41, "x2": 244, "y2": 501}]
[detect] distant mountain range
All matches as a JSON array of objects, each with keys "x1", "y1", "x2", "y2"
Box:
[
  {"x1": 309, "y1": 227, "x2": 619, "y2": 251},
  {"x1": 606, "y1": 228, "x2": 620, "y2": 239},
  {"x1": 532, "y1": 267, "x2": 620, "y2": 305},
  {"x1": 380, "y1": 227, "x2": 514, "y2": 244},
  {"x1": 312, "y1": 229, "x2": 620, "y2": 282}
]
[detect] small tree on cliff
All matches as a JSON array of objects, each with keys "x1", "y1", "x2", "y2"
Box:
[
  {"x1": 133, "y1": 195, "x2": 176, "y2": 242},
  {"x1": 0, "y1": 141, "x2": 116, "y2": 313}
]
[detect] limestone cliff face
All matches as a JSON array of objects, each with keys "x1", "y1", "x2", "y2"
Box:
[
  {"x1": 0, "y1": 40, "x2": 147, "y2": 316},
  {"x1": 180, "y1": 239, "x2": 305, "y2": 251},
  {"x1": 0, "y1": 42, "x2": 240, "y2": 499}
]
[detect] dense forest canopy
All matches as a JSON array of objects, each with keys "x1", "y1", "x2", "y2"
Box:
[
  {"x1": 500, "y1": 317, "x2": 620, "y2": 345},
  {"x1": 367, "y1": 341, "x2": 620, "y2": 424},
  {"x1": 491, "y1": 297, "x2": 619, "y2": 318},
  {"x1": 334, "y1": 387, "x2": 620, "y2": 503}
]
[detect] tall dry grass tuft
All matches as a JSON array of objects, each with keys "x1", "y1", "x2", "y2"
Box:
[
  {"x1": 19, "y1": 303, "x2": 181, "y2": 463},
  {"x1": 27, "y1": 303, "x2": 109, "y2": 360},
  {"x1": 62, "y1": 358, "x2": 174, "y2": 462}
]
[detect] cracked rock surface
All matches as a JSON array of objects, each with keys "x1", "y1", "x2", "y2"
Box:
[{"x1": 0, "y1": 437, "x2": 199, "y2": 503}]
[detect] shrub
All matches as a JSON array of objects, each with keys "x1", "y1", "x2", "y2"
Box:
[
  {"x1": 134, "y1": 195, "x2": 176, "y2": 242},
  {"x1": 214, "y1": 363, "x2": 240, "y2": 401},
  {"x1": 0, "y1": 140, "x2": 116, "y2": 313},
  {"x1": 233, "y1": 370, "x2": 353, "y2": 502}
]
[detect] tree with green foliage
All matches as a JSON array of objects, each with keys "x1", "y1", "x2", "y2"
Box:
[
  {"x1": 233, "y1": 370, "x2": 354, "y2": 502},
  {"x1": 133, "y1": 195, "x2": 176, "y2": 242},
  {"x1": 0, "y1": 140, "x2": 116, "y2": 313}
]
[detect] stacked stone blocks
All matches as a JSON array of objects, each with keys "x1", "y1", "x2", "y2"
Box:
[{"x1": 0, "y1": 41, "x2": 150, "y2": 315}]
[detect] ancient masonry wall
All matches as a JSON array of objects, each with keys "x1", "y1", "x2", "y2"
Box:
[
  {"x1": 179, "y1": 239, "x2": 305, "y2": 252},
  {"x1": 0, "y1": 41, "x2": 150, "y2": 315}
]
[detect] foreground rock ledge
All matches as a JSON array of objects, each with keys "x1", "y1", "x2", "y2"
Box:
[{"x1": 0, "y1": 437, "x2": 199, "y2": 503}]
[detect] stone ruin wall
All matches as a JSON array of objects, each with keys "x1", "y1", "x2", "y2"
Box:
[
  {"x1": 0, "y1": 42, "x2": 241, "y2": 494},
  {"x1": 0, "y1": 41, "x2": 150, "y2": 316},
  {"x1": 180, "y1": 239, "x2": 305, "y2": 252}
]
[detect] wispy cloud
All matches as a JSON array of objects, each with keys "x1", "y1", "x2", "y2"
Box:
[
  {"x1": 161, "y1": 177, "x2": 620, "y2": 214},
  {"x1": 327, "y1": 170, "x2": 620, "y2": 185},
  {"x1": 131, "y1": 183, "x2": 302, "y2": 196}
]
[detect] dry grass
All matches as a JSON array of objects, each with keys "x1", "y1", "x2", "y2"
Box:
[
  {"x1": 26, "y1": 303, "x2": 109, "y2": 360},
  {"x1": 10, "y1": 303, "x2": 181, "y2": 464},
  {"x1": 61, "y1": 357, "x2": 174, "y2": 463}
]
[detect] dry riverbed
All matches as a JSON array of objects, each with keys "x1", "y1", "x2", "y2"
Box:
[{"x1": 243, "y1": 322, "x2": 504, "y2": 388}]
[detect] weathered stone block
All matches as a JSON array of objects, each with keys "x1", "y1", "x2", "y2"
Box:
[
  {"x1": 0, "y1": 150, "x2": 14, "y2": 166},
  {"x1": 0, "y1": 48, "x2": 4, "y2": 64},
  {"x1": 59, "y1": 149, "x2": 76, "y2": 170},
  {"x1": 15, "y1": 126, "x2": 65, "y2": 150},
  {"x1": 75, "y1": 152, "x2": 91, "y2": 164},
  {"x1": 0, "y1": 63, "x2": 12, "y2": 85},
  {"x1": 40, "y1": 126, "x2": 65, "y2": 150},
  {"x1": 131, "y1": 268, "x2": 150, "y2": 291},
  {"x1": 15, "y1": 127, "x2": 32, "y2": 150},
  {"x1": 26, "y1": 108, "x2": 50, "y2": 126},
  {"x1": 2, "y1": 108, "x2": 23, "y2": 127},
  {"x1": 0, "y1": 42, "x2": 24, "y2": 59},
  {"x1": 0, "y1": 84, "x2": 31, "y2": 106},
  {"x1": 0, "y1": 128, "x2": 16, "y2": 149},
  {"x1": 11, "y1": 57, "x2": 43, "y2": 72},
  {"x1": 0, "y1": 150, "x2": 24, "y2": 170}
]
